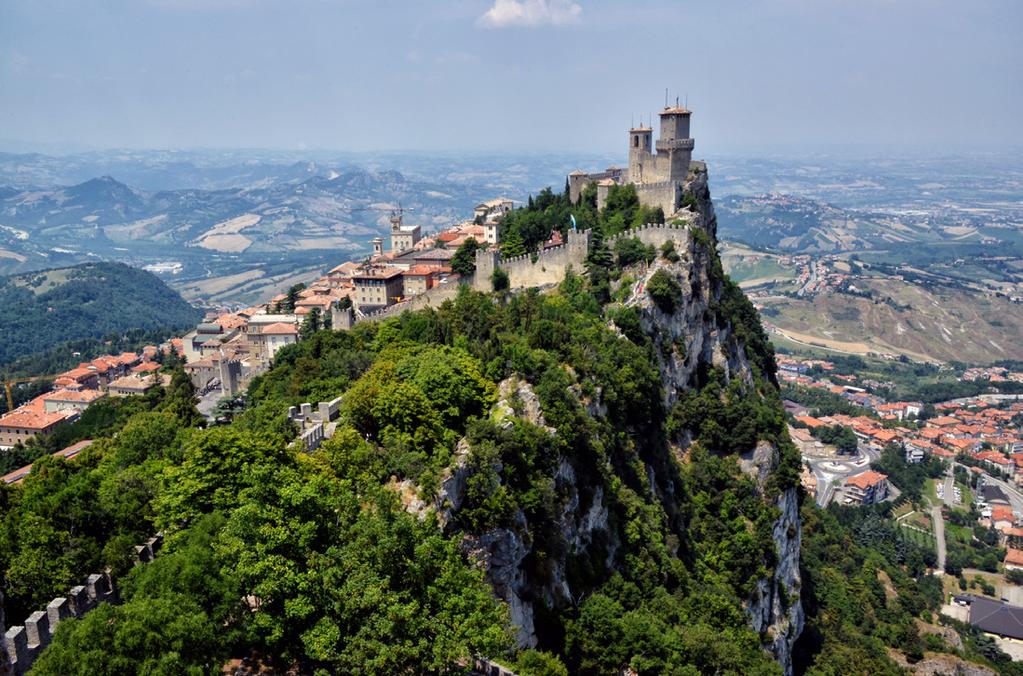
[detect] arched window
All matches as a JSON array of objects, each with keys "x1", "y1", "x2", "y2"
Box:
[{"x1": 633, "y1": 136, "x2": 639, "y2": 148}]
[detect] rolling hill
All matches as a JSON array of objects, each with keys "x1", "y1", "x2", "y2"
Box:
[{"x1": 0, "y1": 262, "x2": 202, "y2": 369}]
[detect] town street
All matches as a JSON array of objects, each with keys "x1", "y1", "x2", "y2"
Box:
[
  {"x1": 943, "y1": 467, "x2": 956, "y2": 508},
  {"x1": 806, "y1": 440, "x2": 882, "y2": 507},
  {"x1": 930, "y1": 503, "x2": 946, "y2": 574}
]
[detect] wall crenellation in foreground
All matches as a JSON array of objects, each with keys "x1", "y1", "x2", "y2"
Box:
[{"x1": 1, "y1": 533, "x2": 163, "y2": 675}]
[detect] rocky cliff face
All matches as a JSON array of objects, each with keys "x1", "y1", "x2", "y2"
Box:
[{"x1": 435, "y1": 165, "x2": 804, "y2": 672}]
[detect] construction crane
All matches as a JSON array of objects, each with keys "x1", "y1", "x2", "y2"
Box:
[
  {"x1": 339, "y1": 203, "x2": 414, "y2": 228},
  {"x1": 3, "y1": 375, "x2": 53, "y2": 412}
]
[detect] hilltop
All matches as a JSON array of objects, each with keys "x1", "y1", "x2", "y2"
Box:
[
  {"x1": 0, "y1": 169, "x2": 1008, "y2": 676},
  {"x1": 0, "y1": 262, "x2": 201, "y2": 369}
]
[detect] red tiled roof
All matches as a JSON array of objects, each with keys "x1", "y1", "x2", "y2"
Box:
[
  {"x1": 0, "y1": 402, "x2": 73, "y2": 430},
  {"x1": 261, "y1": 322, "x2": 299, "y2": 336},
  {"x1": 846, "y1": 471, "x2": 887, "y2": 489},
  {"x1": 929, "y1": 416, "x2": 960, "y2": 427},
  {"x1": 795, "y1": 415, "x2": 826, "y2": 429},
  {"x1": 42, "y1": 388, "x2": 105, "y2": 404},
  {"x1": 993, "y1": 506, "x2": 1015, "y2": 523}
]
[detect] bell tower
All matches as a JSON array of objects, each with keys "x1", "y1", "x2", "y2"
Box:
[{"x1": 628, "y1": 121, "x2": 653, "y2": 183}]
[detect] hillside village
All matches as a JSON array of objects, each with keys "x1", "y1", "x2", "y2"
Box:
[
  {"x1": 0, "y1": 102, "x2": 707, "y2": 476},
  {"x1": 0, "y1": 201, "x2": 516, "y2": 462}
]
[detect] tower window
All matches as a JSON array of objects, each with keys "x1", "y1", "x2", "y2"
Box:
[{"x1": 633, "y1": 136, "x2": 639, "y2": 148}]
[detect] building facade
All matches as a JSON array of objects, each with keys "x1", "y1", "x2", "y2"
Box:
[
  {"x1": 353, "y1": 266, "x2": 405, "y2": 312},
  {"x1": 568, "y1": 102, "x2": 696, "y2": 215}
]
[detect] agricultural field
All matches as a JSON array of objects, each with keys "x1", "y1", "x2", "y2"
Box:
[{"x1": 757, "y1": 276, "x2": 1023, "y2": 363}]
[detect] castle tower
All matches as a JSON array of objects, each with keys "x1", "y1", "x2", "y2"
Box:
[
  {"x1": 627, "y1": 124, "x2": 653, "y2": 184},
  {"x1": 372, "y1": 237, "x2": 383, "y2": 257},
  {"x1": 655, "y1": 105, "x2": 695, "y2": 182}
]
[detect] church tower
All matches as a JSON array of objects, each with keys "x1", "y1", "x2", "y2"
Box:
[{"x1": 627, "y1": 121, "x2": 653, "y2": 184}]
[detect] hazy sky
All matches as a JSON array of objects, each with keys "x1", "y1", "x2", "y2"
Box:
[{"x1": 2, "y1": 0, "x2": 1020, "y2": 155}]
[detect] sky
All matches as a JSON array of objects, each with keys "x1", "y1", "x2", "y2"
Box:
[{"x1": 1, "y1": 0, "x2": 1021, "y2": 156}]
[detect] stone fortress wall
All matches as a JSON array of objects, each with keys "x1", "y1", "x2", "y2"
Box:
[
  {"x1": 343, "y1": 218, "x2": 698, "y2": 327},
  {"x1": 1, "y1": 533, "x2": 163, "y2": 675}
]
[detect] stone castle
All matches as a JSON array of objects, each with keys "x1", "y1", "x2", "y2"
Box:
[{"x1": 569, "y1": 103, "x2": 696, "y2": 215}]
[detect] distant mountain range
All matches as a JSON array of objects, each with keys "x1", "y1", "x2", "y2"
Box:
[
  {"x1": 0, "y1": 150, "x2": 614, "y2": 288},
  {"x1": 716, "y1": 193, "x2": 1021, "y2": 256},
  {"x1": 0, "y1": 169, "x2": 488, "y2": 279}
]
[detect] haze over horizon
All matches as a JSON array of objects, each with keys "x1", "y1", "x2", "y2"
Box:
[{"x1": 2, "y1": 0, "x2": 1020, "y2": 157}]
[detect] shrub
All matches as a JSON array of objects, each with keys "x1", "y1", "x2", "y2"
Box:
[
  {"x1": 614, "y1": 237, "x2": 656, "y2": 268},
  {"x1": 646, "y1": 269, "x2": 683, "y2": 314},
  {"x1": 660, "y1": 240, "x2": 680, "y2": 263},
  {"x1": 492, "y1": 267, "x2": 510, "y2": 291}
]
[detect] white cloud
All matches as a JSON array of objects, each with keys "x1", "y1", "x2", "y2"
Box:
[{"x1": 477, "y1": 0, "x2": 583, "y2": 29}]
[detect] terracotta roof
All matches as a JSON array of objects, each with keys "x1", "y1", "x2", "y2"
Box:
[
  {"x1": 993, "y1": 506, "x2": 1015, "y2": 523},
  {"x1": 132, "y1": 362, "x2": 162, "y2": 374},
  {"x1": 1008, "y1": 550, "x2": 1023, "y2": 567},
  {"x1": 261, "y1": 322, "x2": 299, "y2": 336},
  {"x1": 108, "y1": 375, "x2": 156, "y2": 391},
  {"x1": 215, "y1": 314, "x2": 247, "y2": 330},
  {"x1": 42, "y1": 388, "x2": 105, "y2": 404},
  {"x1": 404, "y1": 265, "x2": 438, "y2": 277},
  {"x1": 353, "y1": 266, "x2": 403, "y2": 281},
  {"x1": 846, "y1": 470, "x2": 888, "y2": 490},
  {"x1": 0, "y1": 403, "x2": 73, "y2": 430},
  {"x1": 929, "y1": 416, "x2": 960, "y2": 427},
  {"x1": 872, "y1": 429, "x2": 900, "y2": 443},
  {"x1": 795, "y1": 415, "x2": 826, "y2": 429}
]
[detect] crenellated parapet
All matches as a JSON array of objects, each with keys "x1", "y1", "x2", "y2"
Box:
[
  {"x1": 340, "y1": 222, "x2": 690, "y2": 326},
  {"x1": 1, "y1": 533, "x2": 162, "y2": 675}
]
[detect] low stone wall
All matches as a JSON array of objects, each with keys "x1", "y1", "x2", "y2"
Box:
[{"x1": 2, "y1": 533, "x2": 163, "y2": 675}]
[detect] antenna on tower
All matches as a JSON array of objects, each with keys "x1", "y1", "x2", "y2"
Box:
[{"x1": 665, "y1": 88, "x2": 669, "y2": 108}]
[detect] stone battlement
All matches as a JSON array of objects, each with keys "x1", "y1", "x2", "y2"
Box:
[
  {"x1": 2, "y1": 533, "x2": 162, "y2": 675},
  {"x1": 338, "y1": 221, "x2": 692, "y2": 328}
]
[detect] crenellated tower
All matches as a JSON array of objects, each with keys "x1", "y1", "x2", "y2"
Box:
[{"x1": 655, "y1": 105, "x2": 695, "y2": 182}]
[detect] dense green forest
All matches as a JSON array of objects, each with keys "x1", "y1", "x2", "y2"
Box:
[
  {"x1": 0, "y1": 262, "x2": 201, "y2": 369},
  {"x1": 2, "y1": 196, "x2": 1017, "y2": 674}
]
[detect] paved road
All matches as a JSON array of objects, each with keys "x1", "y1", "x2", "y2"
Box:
[
  {"x1": 981, "y1": 472, "x2": 1023, "y2": 514},
  {"x1": 930, "y1": 503, "x2": 946, "y2": 574},
  {"x1": 805, "y1": 440, "x2": 880, "y2": 507},
  {"x1": 942, "y1": 468, "x2": 956, "y2": 508}
]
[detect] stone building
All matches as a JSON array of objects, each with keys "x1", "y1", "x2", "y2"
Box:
[
  {"x1": 352, "y1": 265, "x2": 405, "y2": 312},
  {"x1": 390, "y1": 214, "x2": 421, "y2": 253},
  {"x1": 569, "y1": 101, "x2": 696, "y2": 215}
]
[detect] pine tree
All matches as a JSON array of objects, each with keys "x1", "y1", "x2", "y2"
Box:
[
  {"x1": 501, "y1": 229, "x2": 527, "y2": 258},
  {"x1": 586, "y1": 223, "x2": 613, "y2": 269}
]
